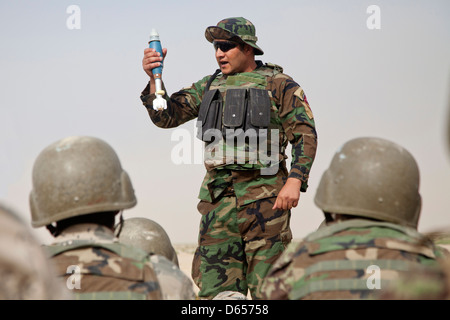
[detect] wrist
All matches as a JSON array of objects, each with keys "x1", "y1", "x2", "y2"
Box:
[{"x1": 286, "y1": 177, "x2": 302, "y2": 185}]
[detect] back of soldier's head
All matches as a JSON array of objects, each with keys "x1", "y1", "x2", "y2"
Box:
[
  {"x1": 314, "y1": 137, "x2": 421, "y2": 229},
  {"x1": 0, "y1": 203, "x2": 72, "y2": 299},
  {"x1": 29, "y1": 136, "x2": 137, "y2": 232},
  {"x1": 117, "y1": 217, "x2": 179, "y2": 266}
]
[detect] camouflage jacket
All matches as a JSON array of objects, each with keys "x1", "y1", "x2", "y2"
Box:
[
  {"x1": 258, "y1": 219, "x2": 445, "y2": 300},
  {"x1": 141, "y1": 61, "x2": 317, "y2": 207},
  {"x1": 379, "y1": 231, "x2": 450, "y2": 299},
  {"x1": 148, "y1": 254, "x2": 196, "y2": 300},
  {"x1": 44, "y1": 223, "x2": 163, "y2": 300},
  {"x1": 0, "y1": 204, "x2": 72, "y2": 300},
  {"x1": 379, "y1": 257, "x2": 450, "y2": 300}
]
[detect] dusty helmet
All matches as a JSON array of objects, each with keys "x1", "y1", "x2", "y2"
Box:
[
  {"x1": 117, "y1": 217, "x2": 179, "y2": 266},
  {"x1": 29, "y1": 136, "x2": 136, "y2": 228},
  {"x1": 205, "y1": 17, "x2": 264, "y2": 55},
  {"x1": 314, "y1": 137, "x2": 422, "y2": 228}
]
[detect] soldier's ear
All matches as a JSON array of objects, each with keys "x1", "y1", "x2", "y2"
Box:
[
  {"x1": 248, "y1": 44, "x2": 255, "y2": 55},
  {"x1": 243, "y1": 44, "x2": 254, "y2": 56}
]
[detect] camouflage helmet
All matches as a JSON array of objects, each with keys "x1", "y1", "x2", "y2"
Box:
[
  {"x1": 117, "y1": 217, "x2": 179, "y2": 266},
  {"x1": 205, "y1": 17, "x2": 264, "y2": 55},
  {"x1": 29, "y1": 136, "x2": 137, "y2": 228},
  {"x1": 314, "y1": 137, "x2": 422, "y2": 229}
]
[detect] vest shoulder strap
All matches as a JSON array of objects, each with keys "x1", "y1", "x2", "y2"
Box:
[
  {"x1": 45, "y1": 241, "x2": 149, "y2": 261},
  {"x1": 205, "y1": 69, "x2": 221, "y2": 91}
]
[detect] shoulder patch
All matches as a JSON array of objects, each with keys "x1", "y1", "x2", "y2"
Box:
[{"x1": 294, "y1": 87, "x2": 313, "y2": 119}]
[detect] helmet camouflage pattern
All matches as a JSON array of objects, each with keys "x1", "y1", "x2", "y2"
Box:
[{"x1": 205, "y1": 17, "x2": 264, "y2": 55}]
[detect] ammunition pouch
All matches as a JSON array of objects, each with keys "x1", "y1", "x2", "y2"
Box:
[
  {"x1": 197, "y1": 88, "x2": 271, "y2": 142},
  {"x1": 197, "y1": 89, "x2": 223, "y2": 142}
]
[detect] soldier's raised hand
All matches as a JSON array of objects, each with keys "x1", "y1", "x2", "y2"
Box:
[{"x1": 142, "y1": 47, "x2": 167, "y2": 79}]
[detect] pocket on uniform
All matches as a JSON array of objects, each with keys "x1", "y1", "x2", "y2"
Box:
[
  {"x1": 197, "y1": 89, "x2": 222, "y2": 142},
  {"x1": 247, "y1": 88, "x2": 271, "y2": 128},
  {"x1": 197, "y1": 200, "x2": 217, "y2": 215},
  {"x1": 223, "y1": 89, "x2": 247, "y2": 129},
  {"x1": 280, "y1": 228, "x2": 293, "y2": 248}
]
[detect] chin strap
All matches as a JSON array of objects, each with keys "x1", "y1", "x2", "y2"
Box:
[
  {"x1": 46, "y1": 223, "x2": 60, "y2": 237},
  {"x1": 114, "y1": 211, "x2": 124, "y2": 238}
]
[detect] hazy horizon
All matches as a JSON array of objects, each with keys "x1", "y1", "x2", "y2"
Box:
[{"x1": 1, "y1": 0, "x2": 449, "y2": 244}]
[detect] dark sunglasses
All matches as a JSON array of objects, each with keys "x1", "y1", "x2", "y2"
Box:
[{"x1": 213, "y1": 40, "x2": 238, "y2": 52}]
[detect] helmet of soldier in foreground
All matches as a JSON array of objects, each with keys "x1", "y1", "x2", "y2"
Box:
[
  {"x1": 314, "y1": 137, "x2": 422, "y2": 229},
  {"x1": 30, "y1": 136, "x2": 137, "y2": 228},
  {"x1": 117, "y1": 217, "x2": 179, "y2": 266},
  {"x1": 205, "y1": 17, "x2": 264, "y2": 55}
]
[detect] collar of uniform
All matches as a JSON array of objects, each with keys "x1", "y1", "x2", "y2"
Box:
[
  {"x1": 305, "y1": 219, "x2": 424, "y2": 242},
  {"x1": 304, "y1": 219, "x2": 437, "y2": 258},
  {"x1": 51, "y1": 223, "x2": 117, "y2": 245}
]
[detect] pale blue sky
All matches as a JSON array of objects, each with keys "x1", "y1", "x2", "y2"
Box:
[{"x1": 1, "y1": 0, "x2": 449, "y2": 244}]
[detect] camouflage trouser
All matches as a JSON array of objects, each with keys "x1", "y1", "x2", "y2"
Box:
[{"x1": 192, "y1": 194, "x2": 292, "y2": 299}]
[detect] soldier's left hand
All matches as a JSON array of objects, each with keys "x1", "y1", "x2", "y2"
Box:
[{"x1": 272, "y1": 178, "x2": 301, "y2": 210}]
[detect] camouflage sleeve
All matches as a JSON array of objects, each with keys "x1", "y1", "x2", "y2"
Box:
[
  {"x1": 258, "y1": 240, "x2": 305, "y2": 300},
  {"x1": 149, "y1": 254, "x2": 196, "y2": 300},
  {"x1": 140, "y1": 76, "x2": 211, "y2": 128},
  {"x1": 271, "y1": 74, "x2": 317, "y2": 192}
]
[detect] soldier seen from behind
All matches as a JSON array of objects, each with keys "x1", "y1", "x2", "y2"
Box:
[
  {"x1": 117, "y1": 217, "x2": 196, "y2": 299},
  {"x1": 29, "y1": 136, "x2": 163, "y2": 300},
  {"x1": 259, "y1": 137, "x2": 446, "y2": 300},
  {"x1": 140, "y1": 17, "x2": 317, "y2": 299},
  {"x1": 376, "y1": 77, "x2": 450, "y2": 300}
]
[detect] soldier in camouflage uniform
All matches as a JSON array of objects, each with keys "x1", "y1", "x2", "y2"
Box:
[
  {"x1": 377, "y1": 91, "x2": 450, "y2": 300},
  {"x1": 425, "y1": 231, "x2": 450, "y2": 253},
  {"x1": 117, "y1": 217, "x2": 196, "y2": 299},
  {"x1": 0, "y1": 202, "x2": 72, "y2": 300},
  {"x1": 29, "y1": 136, "x2": 163, "y2": 300},
  {"x1": 376, "y1": 231, "x2": 450, "y2": 300},
  {"x1": 141, "y1": 17, "x2": 317, "y2": 299},
  {"x1": 118, "y1": 217, "x2": 180, "y2": 265},
  {"x1": 259, "y1": 137, "x2": 446, "y2": 300}
]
